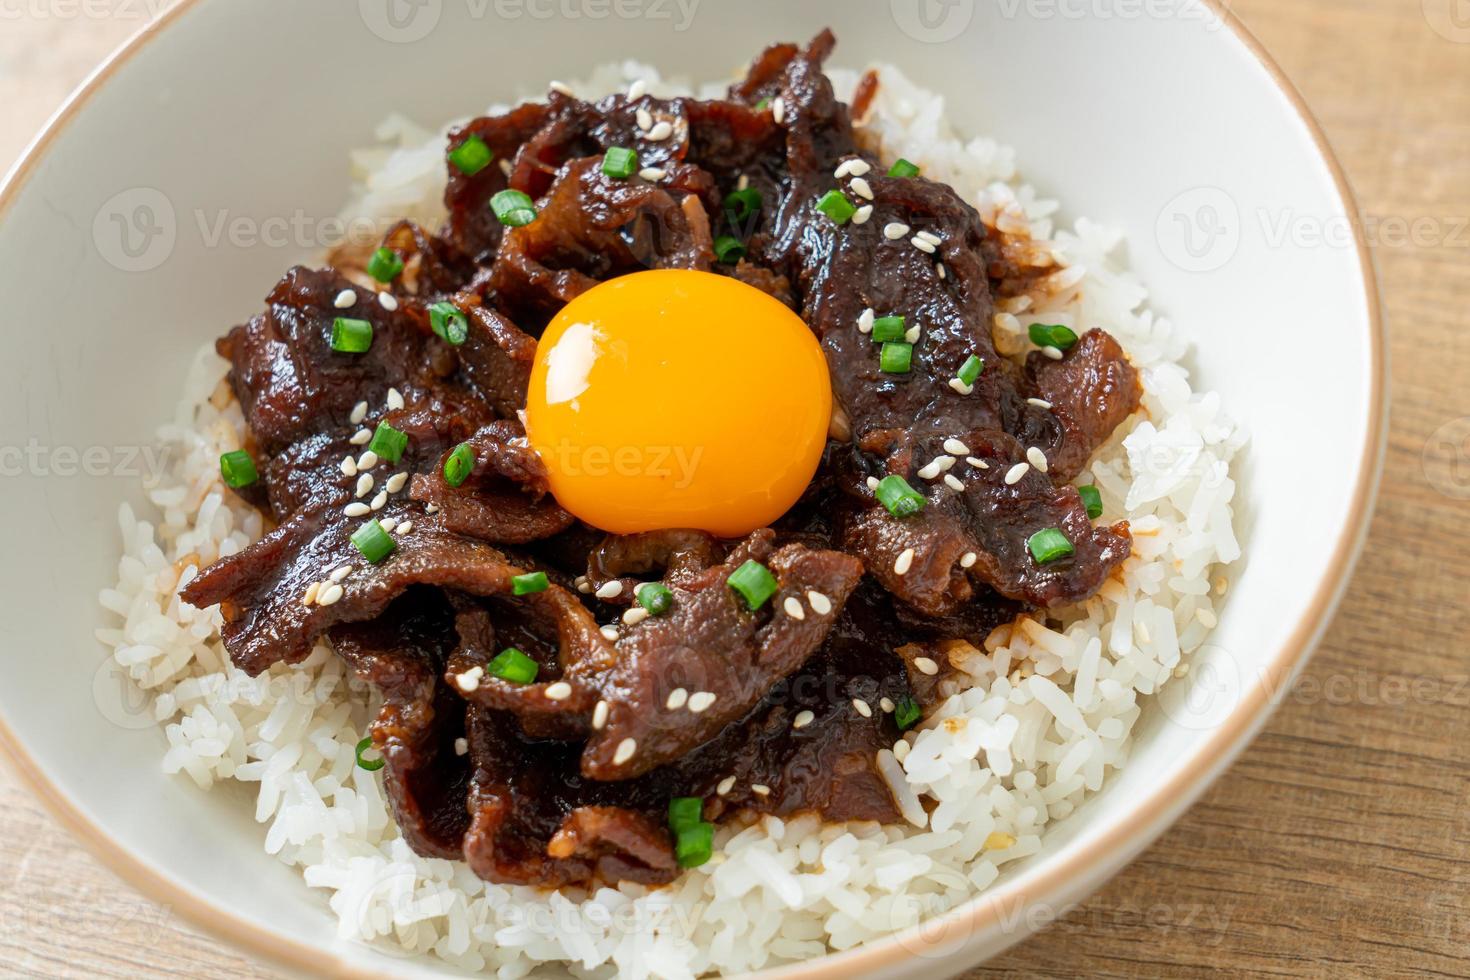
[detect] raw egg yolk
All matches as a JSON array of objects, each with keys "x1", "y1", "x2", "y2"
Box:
[{"x1": 525, "y1": 269, "x2": 831, "y2": 538}]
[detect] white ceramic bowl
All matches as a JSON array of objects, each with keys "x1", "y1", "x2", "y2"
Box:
[{"x1": 0, "y1": 2, "x2": 1383, "y2": 977}]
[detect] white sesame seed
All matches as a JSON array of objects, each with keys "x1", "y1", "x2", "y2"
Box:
[
  {"x1": 771, "y1": 97, "x2": 785, "y2": 124},
  {"x1": 948, "y1": 378, "x2": 974, "y2": 395},
  {"x1": 1197, "y1": 607, "x2": 1218, "y2": 628},
  {"x1": 666, "y1": 688, "x2": 689, "y2": 710},
  {"x1": 344, "y1": 502, "x2": 370, "y2": 517},
  {"x1": 917, "y1": 459, "x2": 943, "y2": 480},
  {"x1": 688, "y1": 691, "x2": 717, "y2": 713},
  {"x1": 853, "y1": 699, "x2": 873, "y2": 718},
  {"x1": 330, "y1": 566, "x2": 352, "y2": 582},
  {"x1": 751, "y1": 783, "x2": 771, "y2": 797},
  {"x1": 866, "y1": 476, "x2": 881, "y2": 491},
  {"x1": 303, "y1": 581, "x2": 321, "y2": 606},
  {"x1": 783, "y1": 596, "x2": 806, "y2": 620},
  {"x1": 1041, "y1": 345, "x2": 1064, "y2": 360},
  {"x1": 545, "y1": 681, "x2": 573, "y2": 701},
  {"x1": 736, "y1": 174, "x2": 749, "y2": 191},
  {"x1": 623, "y1": 606, "x2": 649, "y2": 626},
  {"x1": 600, "y1": 625, "x2": 619, "y2": 641},
  {"x1": 638, "y1": 167, "x2": 666, "y2": 181},
  {"x1": 340, "y1": 456, "x2": 358, "y2": 477},
  {"x1": 1005, "y1": 462, "x2": 1030, "y2": 485},
  {"x1": 852, "y1": 204, "x2": 873, "y2": 225},
  {"x1": 378, "y1": 517, "x2": 397, "y2": 534},
  {"x1": 879, "y1": 697, "x2": 895, "y2": 713},
  {"x1": 913, "y1": 656, "x2": 939, "y2": 676},
  {"x1": 906, "y1": 326, "x2": 923, "y2": 345},
  {"x1": 635, "y1": 107, "x2": 653, "y2": 131},
  {"x1": 577, "y1": 580, "x2": 593, "y2": 594},
  {"x1": 943, "y1": 438, "x2": 970, "y2": 456},
  {"x1": 612, "y1": 738, "x2": 637, "y2": 765},
  {"x1": 333, "y1": 289, "x2": 357, "y2": 309},
  {"x1": 893, "y1": 740, "x2": 911, "y2": 762},
  {"x1": 386, "y1": 387, "x2": 404, "y2": 411},
  {"x1": 646, "y1": 121, "x2": 673, "y2": 142},
  {"x1": 944, "y1": 473, "x2": 965, "y2": 492},
  {"x1": 849, "y1": 177, "x2": 874, "y2": 201},
  {"x1": 857, "y1": 307, "x2": 875, "y2": 334},
  {"x1": 499, "y1": 158, "x2": 513, "y2": 177},
  {"x1": 883, "y1": 222, "x2": 911, "y2": 240},
  {"x1": 806, "y1": 590, "x2": 832, "y2": 615},
  {"x1": 1027, "y1": 398, "x2": 1054, "y2": 409},
  {"x1": 627, "y1": 78, "x2": 647, "y2": 101},
  {"x1": 834, "y1": 159, "x2": 856, "y2": 179},
  {"x1": 349, "y1": 400, "x2": 368, "y2": 424},
  {"x1": 355, "y1": 474, "x2": 374, "y2": 498},
  {"x1": 848, "y1": 159, "x2": 871, "y2": 177},
  {"x1": 916, "y1": 230, "x2": 942, "y2": 246},
  {"x1": 793, "y1": 710, "x2": 815, "y2": 730},
  {"x1": 384, "y1": 472, "x2": 408, "y2": 493},
  {"x1": 370, "y1": 491, "x2": 388, "y2": 511},
  {"x1": 1026, "y1": 446, "x2": 1049, "y2": 473},
  {"x1": 936, "y1": 263, "x2": 947, "y2": 280},
  {"x1": 549, "y1": 80, "x2": 574, "y2": 96},
  {"x1": 717, "y1": 776, "x2": 736, "y2": 796},
  {"x1": 425, "y1": 502, "x2": 439, "y2": 514},
  {"x1": 457, "y1": 670, "x2": 481, "y2": 693},
  {"x1": 894, "y1": 548, "x2": 915, "y2": 576},
  {"x1": 357, "y1": 450, "x2": 379, "y2": 471},
  {"x1": 595, "y1": 580, "x2": 624, "y2": 599},
  {"x1": 960, "y1": 551, "x2": 978, "y2": 569},
  {"x1": 378, "y1": 292, "x2": 398, "y2": 311},
  {"x1": 318, "y1": 583, "x2": 344, "y2": 607},
  {"x1": 592, "y1": 700, "x2": 609, "y2": 730},
  {"x1": 967, "y1": 457, "x2": 988, "y2": 469},
  {"x1": 911, "y1": 236, "x2": 936, "y2": 254},
  {"x1": 396, "y1": 521, "x2": 413, "y2": 535},
  {"x1": 454, "y1": 737, "x2": 468, "y2": 756},
  {"x1": 350, "y1": 428, "x2": 373, "y2": 445}
]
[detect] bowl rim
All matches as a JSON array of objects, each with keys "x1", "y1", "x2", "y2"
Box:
[{"x1": 0, "y1": 2, "x2": 1387, "y2": 977}]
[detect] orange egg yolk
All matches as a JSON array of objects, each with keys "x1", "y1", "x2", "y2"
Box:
[{"x1": 524, "y1": 269, "x2": 832, "y2": 538}]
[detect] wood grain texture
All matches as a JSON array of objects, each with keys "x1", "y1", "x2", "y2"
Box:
[{"x1": 1, "y1": 3, "x2": 1465, "y2": 976}]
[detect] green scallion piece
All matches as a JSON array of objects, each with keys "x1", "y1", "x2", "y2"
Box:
[
  {"x1": 355, "y1": 736, "x2": 385, "y2": 771},
  {"x1": 871, "y1": 315, "x2": 905, "y2": 343},
  {"x1": 888, "y1": 158, "x2": 921, "y2": 178},
  {"x1": 366, "y1": 246, "x2": 404, "y2": 283},
  {"x1": 512, "y1": 571, "x2": 549, "y2": 595},
  {"x1": 219, "y1": 450, "x2": 258, "y2": 489},
  {"x1": 331, "y1": 317, "x2": 373, "y2": 354},
  {"x1": 486, "y1": 647, "x2": 539, "y2": 685},
  {"x1": 880, "y1": 342, "x2": 913, "y2": 374},
  {"x1": 713, "y1": 235, "x2": 746, "y2": 264},
  {"x1": 1027, "y1": 527, "x2": 1075, "y2": 564},
  {"x1": 1078, "y1": 485, "x2": 1104, "y2": 520},
  {"x1": 443, "y1": 443, "x2": 475, "y2": 487},
  {"x1": 602, "y1": 146, "x2": 638, "y2": 179},
  {"x1": 875, "y1": 474, "x2": 925, "y2": 518},
  {"x1": 491, "y1": 188, "x2": 538, "y2": 227},
  {"x1": 894, "y1": 695, "x2": 922, "y2": 730},
  {"x1": 448, "y1": 134, "x2": 493, "y2": 176},
  {"x1": 350, "y1": 519, "x2": 397, "y2": 564},
  {"x1": 814, "y1": 189, "x2": 857, "y2": 225},
  {"x1": 956, "y1": 354, "x2": 985, "y2": 387},
  {"x1": 429, "y1": 301, "x2": 469, "y2": 345},
  {"x1": 727, "y1": 559, "x2": 778, "y2": 611},
  {"x1": 368, "y1": 421, "x2": 408, "y2": 464},
  {"x1": 636, "y1": 582, "x2": 674, "y2": 616},
  {"x1": 668, "y1": 796, "x2": 703, "y2": 833},
  {"x1": 755, "y1": 97, "x2": 771, "y2": 110},
  {"x1": 675, "y1": 820, "x2": 714, "y2": 867},
  {"x1": 1028, "y1": 323, "x2": 1079, "y2": 352},
  {"x1": 723, "y1": 187, "x2": 762, "y2": 223}
]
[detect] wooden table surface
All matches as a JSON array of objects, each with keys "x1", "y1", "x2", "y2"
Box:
[{"x1": 2, "y1": 3, "x2": 1466, "y2": 977}]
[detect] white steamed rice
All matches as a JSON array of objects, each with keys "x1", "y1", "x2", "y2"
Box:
[{"x1": 97, "y1": 60, "x2": 1243, "y2": 978}]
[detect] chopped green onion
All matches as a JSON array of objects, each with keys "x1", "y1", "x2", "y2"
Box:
[
  {"x1": 486, "y1": 647, "x2": 539, "y2": 684},
  {"x1": 957, "y1": 354, "x2": 985, "y2": 387},
  {"x1": 727, "y1": 559, "x2": 778, "y2": 611},
  {"x1": 350, "y1": 519, "x2": 397, "y2": 564},
  {"x1": 871, "y1": 315, "x2": 905, "y2": 343},
  {"x1": 491, "y1": 188, "x2": 538, "y2": 227},
  {"x1": 755, "y1": 96, "x2": 771, "y2": 110},
  {"x1": 444, "y1": 443, "x2": 475, "y2": 487},
  {"x1": 894, "y1": 695, "x2": 922, "y2": 730},
  {"x1": 366, "y1": 246, "x2": 404, "y2": 283},
  {"x1": 1078, "y1": 485, "x2": 1104, "y2": 520},
  {"x1": 713, "y1": 235, "x2": 746, "y2": 264},
  {"x1": 368, "y1": 421, "x2": 408, "y2": 464},
  {"x1": 1028, "y1": 323, "x2": 1079, "y2": 351},
  {"x1": 723, "y1": 187, "x2": 762, "y2": 223},
  {"x1": 602, "y1": 146, "x2": 638, "y2": 179},
  {"x1": 814, "y1": 189, "x2": 857, "y2": 225},
  {"x1": 219, "y1": 450, "x2": 258, "y2": 489},
  {"x1": 429, "y1": 301, "x2": 469, "y2": 345},
  {"x1": 331, "y1": 317, "x2": 373, "y2": 354},
  {"x1": 512, "y1": 571, "x2": 549, "y2": 595},
  {"x1": 355, "y1": 736, "x2": 385, "y2": 771},
  {"x1": 636, "y1": 582, "x2": 674, "y2": 616},
  {"x1": 880, "y1": 342, "x2": 913, "y2": 374},
  {"x1": 668, "y1": 796, "x2": 703, "y2": 832},
  {"x1": 448, "y1": 134, "x2": 493, "y2": 176},
  {"x1": 875, "y1": 474, "x2": 925, "y2": 518},
  {"x1": 888, "y1": 158, "x2": 921, "y2": 178},
  {"x1": 675, "y1": 820, "x2": 714, "y2": 867},
  {"x1": 1027, "y1": 527, "x2": 1075, "y2": 564}
]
